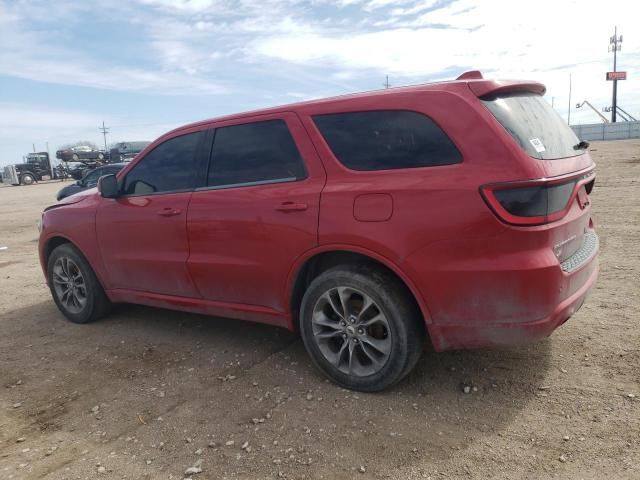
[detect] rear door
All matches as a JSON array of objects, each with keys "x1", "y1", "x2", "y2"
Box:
[
  {"x1": 186, "y1": 113, "x2": 325, "y2": 312},
  {"x1": 96, "y1": 129, "x2": 206, "y2": 297}
]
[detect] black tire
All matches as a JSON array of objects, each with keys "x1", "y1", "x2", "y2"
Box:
[
  {"x1": 47, "y1": 243, "x2": 111, "y2": 324},
  {"x1": 299, "y1": 264, "x2": 425, "y2": 392},
  {"x1": 20, "y1": 173, "x2": 35, "y2": 185}
]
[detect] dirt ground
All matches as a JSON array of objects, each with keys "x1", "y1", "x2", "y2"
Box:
[{"x1": 0, "y1": 140, "x2": 638, "y2": 480}]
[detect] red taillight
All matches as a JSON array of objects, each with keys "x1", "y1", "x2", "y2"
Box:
[{"x1": 481, "y1": 170, "x2": 595, "y2": 226}]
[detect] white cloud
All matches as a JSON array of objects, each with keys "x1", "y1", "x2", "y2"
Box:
[
  {"x1": 0, "y1": 2, "x2": 226, "y2": 95},
  {"x1": 138, "y1": 0, "x2": 217, "y2": 13},
  {"x1": 249, "y1": 0, "x2": 640, "y2": 123},
  {"x1": 390, "y1": 1, "x2": 439, "y2": 17}
]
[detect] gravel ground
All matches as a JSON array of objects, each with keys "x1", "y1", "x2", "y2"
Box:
[{"x1": 0, "y1": 140, "x2": 639, "y2": 480}]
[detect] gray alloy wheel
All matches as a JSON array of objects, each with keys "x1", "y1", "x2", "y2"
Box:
[
  {"x1": 51, "y1": 256, "x2": 87, "y2": 314},
  {"x1": 21, "y1": 174, "x2": 35, "y2": 185},
  {"x1": 300, "y1": 264, "x2": 425, "y2": 392},
  {"x1": 311, "y1": 286, "x2": 391, "y2": 376},
  {"x1": 47, "y1": 243, "x2": 111, "y2": 324}
]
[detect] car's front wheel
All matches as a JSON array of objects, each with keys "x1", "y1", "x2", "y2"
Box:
[
  {"x1": 47, "y1": 243, "x2": 111, "y2": 324},
  {"x1": 300, "y1": 264, "x2": 425, "y2": 392}
]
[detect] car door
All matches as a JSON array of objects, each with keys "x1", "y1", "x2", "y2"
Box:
[
  {"x1": 96, "y1": 128, "x2": 206, "y2": 297},
  {"x1": 187, "y1": 113, "x2": 326, "y2": 313}
]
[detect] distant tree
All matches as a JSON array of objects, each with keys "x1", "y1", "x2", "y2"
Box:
[{"x1": 58, "y1": 140, "x2": 99, "y2": 150}]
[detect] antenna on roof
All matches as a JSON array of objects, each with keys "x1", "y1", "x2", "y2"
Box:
[{"x1": 456, "y1": 70, "x2": 483, "y2": 80}]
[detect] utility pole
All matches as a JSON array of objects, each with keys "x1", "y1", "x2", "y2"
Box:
[
  {"x1": 608, "y1": 27, "x2": 623, "y2": 123},
  {"x1": 383, "y1": 75, "x2": 391, "y2": 89},
  {"x1": 99, "y1": 121, "x2": 110, "y2": 152},
  {"x1": 551, "y1": 96, "x2": 555, "y2": 108},
  {"x1": 567, "y1": 73, "x2": 572, "y2": 126}
]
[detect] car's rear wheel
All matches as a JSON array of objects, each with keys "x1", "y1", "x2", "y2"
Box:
[
  {"x1": 21, "y1": 173, "x2": 35, "y2": 185},
  {"x1": 47, "y1": 243, "x2": 111, "y2": 324},
  {"x1": 300, "y1": 264, "x2": 425, "y2": 392}
]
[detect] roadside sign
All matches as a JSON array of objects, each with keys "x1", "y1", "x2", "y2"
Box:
[{"x1": 606, "y1": 71, "x2": 627, "y2": 81}]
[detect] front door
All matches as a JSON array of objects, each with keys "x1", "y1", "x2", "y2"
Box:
[
  {"x1": 96, "y1": 129, "x2": 206, "y2": 297},
  {"x1": 187, "y1": 113, "x2": 326, "y2": 312}
]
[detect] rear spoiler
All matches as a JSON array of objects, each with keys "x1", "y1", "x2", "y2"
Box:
[{"x1": 455, "y1": 70, "x2": 546, "y2": 98}]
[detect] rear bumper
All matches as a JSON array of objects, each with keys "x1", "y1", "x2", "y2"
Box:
[{"x1": 428, "y1": 257, "x2": 598, "y2": 351}]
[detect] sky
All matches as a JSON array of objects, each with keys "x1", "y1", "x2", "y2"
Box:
[{"x1": 1, "y1": 0, "x2": 639, "y2": 166}]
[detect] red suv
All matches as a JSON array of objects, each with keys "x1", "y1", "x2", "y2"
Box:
[{"x1": 39, "y1": 73, "x2": 598, "y2": 391}]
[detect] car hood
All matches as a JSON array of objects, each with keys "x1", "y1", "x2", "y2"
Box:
[{"x1": 45, "y1": 187, "x2": 97, "y2": 211}]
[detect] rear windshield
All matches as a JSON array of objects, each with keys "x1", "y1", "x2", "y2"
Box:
[{"x1": 482, "y1": 93, "x2": 584, "y2": 160}]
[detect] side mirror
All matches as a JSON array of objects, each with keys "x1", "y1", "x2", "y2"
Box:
[{"x1": 98, "y1": 174, "x2": 119, "y2": 198}]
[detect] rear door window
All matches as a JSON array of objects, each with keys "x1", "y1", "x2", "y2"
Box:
[
  {"x1": 313, "y1": 110, "x2": 462, "y2": 171},
  {"x1": 482, "y1": 93, "x2": 584, "y2": 160},
  {"x1": 207, "y1": 119, "x2": 307, "y2": 188}
]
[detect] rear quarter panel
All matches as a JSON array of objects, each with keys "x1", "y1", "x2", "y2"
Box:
[{"x1": 298, "y1": 87, "x2": 545, "y2": 323}]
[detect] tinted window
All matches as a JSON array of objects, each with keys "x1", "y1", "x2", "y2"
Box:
[
  {"x1": 84, "y1": 166, "x2": 122, "y2": 187},
  {"x1": 208, "y1": 120, "x2": 306, "y2": 187},
  {"x1": 313, "y1": 110, "x2": 462, "y2": 171},
  {"x1": 83, "y1": 169, "x2": 105, "y2": 186},
  {"x1": 482, "y1": 93, "x2": 583, "y2": 160},
  {"x1": 123, "y1": 132, "x2": 203, "y2": 195}
]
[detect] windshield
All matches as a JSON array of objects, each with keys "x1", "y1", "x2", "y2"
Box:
[{"x1": 482, "y1": 93, "x2": 584, "y2": 160}]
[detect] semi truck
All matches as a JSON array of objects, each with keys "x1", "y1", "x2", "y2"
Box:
[{"x1": 2, "y1": 152, "x2": 57, "y2": 185}]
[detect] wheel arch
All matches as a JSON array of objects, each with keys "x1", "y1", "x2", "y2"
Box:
[
  {"x1": 285, "y1": 245, "x2": 433, "y2": 333},
  {"x1": 41, "y1": 234, "x2": 109, "y2": 293},
  {"x1": 44, "y1": 235, "x2": 73, "y2": 265},
  {"x1": 20, "y1": 171, "x2": 36, "y2": 184}
]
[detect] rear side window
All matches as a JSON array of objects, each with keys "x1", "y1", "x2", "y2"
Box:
[
  {"x1": 313, "y1": 110, "x2": 462, "y2": 171},
  {"x1": 482, "y1": 93, "x2": 584, "y2": 160},
  {"x1": 123, "y1": 131, "x2": 203, "y2": 195},
  {"x1": 208, "y1": 119, "x2": 306, "y2": 187}
]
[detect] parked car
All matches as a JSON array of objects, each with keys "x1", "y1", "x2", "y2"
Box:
[
  {"x1": 108, "y1": 141, "x2": 151, "y2": 163},
  {"x1": 56, "y1": 163, "x2": 126, "y2": 201},
  {"x1": 38, "y1": 72, "x2": 598, "y2": 391},
  {"x1": 56, "y1": 145, "x2": 104, "y2": 162}
]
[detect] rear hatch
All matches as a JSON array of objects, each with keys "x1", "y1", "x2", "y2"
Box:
[{"x1": 480, "y1": 92, "x2": 595, "y2": 265}]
